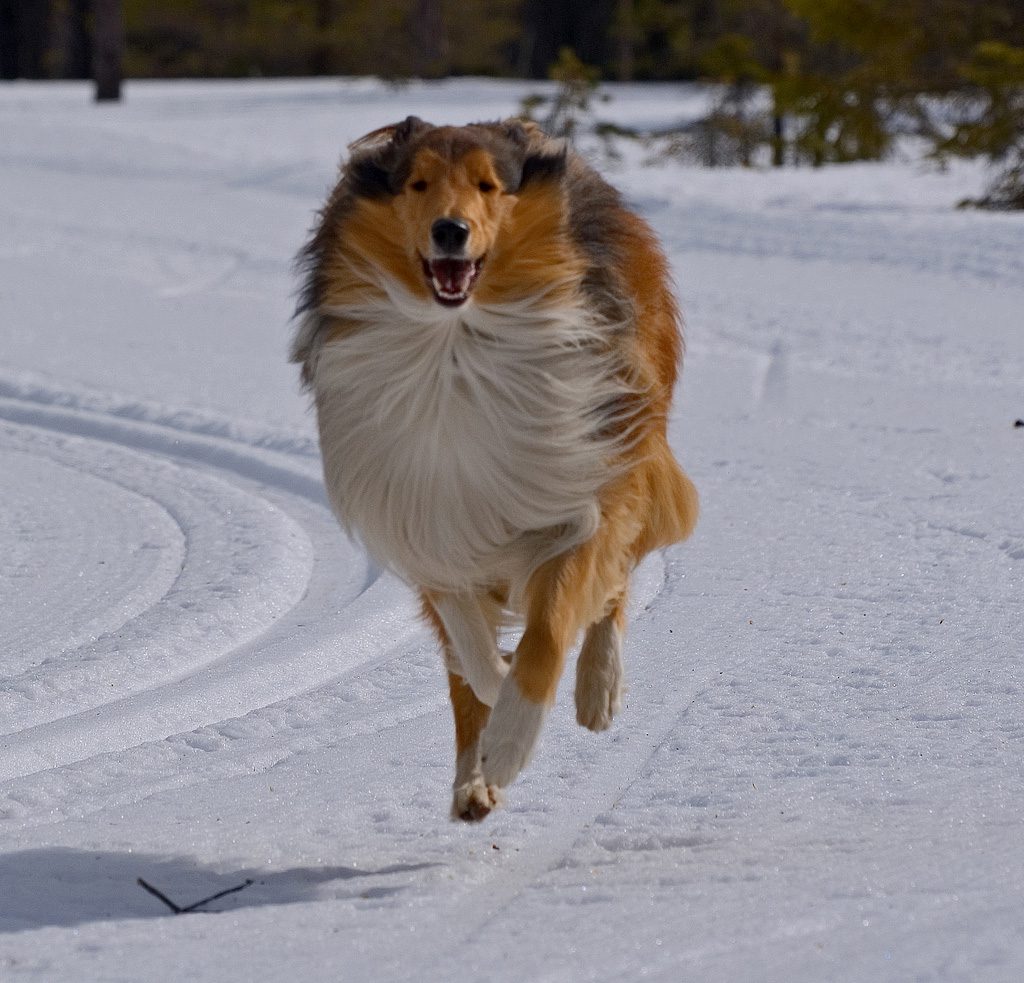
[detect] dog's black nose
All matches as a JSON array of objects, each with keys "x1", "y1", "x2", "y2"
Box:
[{"x1": 431, "y1": 218, "x2": 470, "y2": 254}]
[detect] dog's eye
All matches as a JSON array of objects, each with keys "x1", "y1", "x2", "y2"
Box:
[
  {"x1": 410, "y1": 179, "x2": 428, "y2": 192},
  {"x1": 478, "y1": 180, "x2": 495, "y2": 193}
]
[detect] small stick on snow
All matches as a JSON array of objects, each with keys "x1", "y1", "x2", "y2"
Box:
[
  {"x1": 137, "y1": 877, "x2": 254, "y2": 914},
  {"x1": 137, "y1": 877, "x2": 183, "y2": 913}
]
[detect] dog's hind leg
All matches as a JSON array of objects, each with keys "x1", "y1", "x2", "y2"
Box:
[{"x1": 575, "y1": 592, "x2": 627, "y2": 732}]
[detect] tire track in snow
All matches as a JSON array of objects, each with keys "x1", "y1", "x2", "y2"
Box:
[
  {"x1": 0, "y1": 383, "x2": 422, "y2": 785},
  {"x1": 0, "y1": 419, "x2": 313, "y2": 734},
  {"x1": 0, "y1": 446, "x2": 185, "y2": 676},
  {"x1": 0, "y1": 625, "x2": 431, "y2": 825}
]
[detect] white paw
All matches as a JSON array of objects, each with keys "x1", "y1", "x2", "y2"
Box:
[
  {"x1": 451, "y1": 780, "x2": 503, "y2": 822},
  {"x1": 479, "y1": 675, "x2": 546, "y2": 789}
]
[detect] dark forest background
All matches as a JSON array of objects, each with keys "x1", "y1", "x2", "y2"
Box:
[
  {"x1": 3, "y1": 1, "x2": 1024, "y2": 204},
  {"x1": 2, "y1": 1, "x2": 1022, "y2": 85}
]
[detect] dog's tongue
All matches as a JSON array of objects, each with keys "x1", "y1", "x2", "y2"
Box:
[{"x1": 429, "y1": 258, "x2": 474, "y2": 299}]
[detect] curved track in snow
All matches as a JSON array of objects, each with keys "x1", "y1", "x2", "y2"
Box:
[
  {"x1": 0, "y1": 384, "x2": 421, "y2": 786},
  {"x1": 0, "y1": 379, "x2": 667, "y2": 815}
]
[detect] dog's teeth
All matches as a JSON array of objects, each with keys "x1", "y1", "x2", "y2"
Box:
[
  {"x1": 435, "y1": 287, "x2": 456, "y2": 299},
  {"x1": 427, "y1": 258, "x2": 476, "y2": 303},
  {"x1": 432, "y1": 277, "x2": 465, "y2": 300}
]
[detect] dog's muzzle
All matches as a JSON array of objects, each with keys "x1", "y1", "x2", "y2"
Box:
[{"x1": 422, "y1": 219, "x2": 482, "y2": 307}]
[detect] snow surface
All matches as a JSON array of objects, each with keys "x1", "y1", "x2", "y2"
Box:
[{"x1": 1, "y1": 77, "x2": 1023, "y2": 982}]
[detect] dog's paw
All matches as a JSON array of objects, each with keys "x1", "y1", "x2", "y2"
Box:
[
  {"x1": 451, "y1": 780, "x2": 503, "y2": 822},
  {"x1": 479, "y1": 677, "x2": 546, "y2": 789},
  {"x1": 574, "y1": 659, "x2": 622, "y2": 731},
  {"x1": 575, "y1": 616, "x2": 623, "y2": 732}
]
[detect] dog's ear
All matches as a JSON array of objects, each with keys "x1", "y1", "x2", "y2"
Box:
[
  {"x1": 491, "y1": 117, "x2": 568, "y2": 190},
  {"x1": 347, "y1": 156, "x2": 393, "y2": 198},
  {"x1": 347, "y1": 115, "x2": 430, "y2": 155},
  {"x1": 345, "y1": 116, "x2": 431, "y2": 198},
  {"x1": 518, "y1": 147, "x2": 568, "y2": 190},
  {"x1": 497, "y1": 118, "x2": 544, "y2": 148}
]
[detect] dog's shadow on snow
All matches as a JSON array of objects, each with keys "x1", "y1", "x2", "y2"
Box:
[{"x1": 0, "y1": 847, "x2": 438, "y2": 933}]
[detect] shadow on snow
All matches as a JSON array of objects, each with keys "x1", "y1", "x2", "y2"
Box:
[{"x1": 0, "y1": 847, "x2": 438, "y2": 933}]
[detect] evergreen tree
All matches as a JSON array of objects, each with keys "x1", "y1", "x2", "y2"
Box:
[
  {"x1": 942, "y1": 41, "x2": 1024, "y2": 208},
  {"x1": 772, "y1": 0, "x2": 917, "y2": 163}
]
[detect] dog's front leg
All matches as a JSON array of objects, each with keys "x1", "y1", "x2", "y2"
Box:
[
  {"x1": 422, "y1": 592, "x2": 506, "y2": 820},
  {"x1": 429, "y1": 591, "x2": 508, "y2": 707},
  {"x1": 480, "y1": 544, "x2": 606, "y2": 790},
  {"x1": 447, "y1": 671, "x2": 503, "y2": 821}
]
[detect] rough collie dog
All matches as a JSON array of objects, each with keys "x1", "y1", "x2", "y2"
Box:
[{"x1": 292, "y1": 117, "x2": 697, "y2": 821}]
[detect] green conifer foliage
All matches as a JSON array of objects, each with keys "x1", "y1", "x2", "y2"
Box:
[{"x1": 943, "y1": 41, "x2": 1024, "y2": 208}]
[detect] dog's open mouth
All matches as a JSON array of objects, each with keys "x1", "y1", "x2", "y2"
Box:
[{"x1": 422, "y1": 257, "x2": 483, "y2": 307}]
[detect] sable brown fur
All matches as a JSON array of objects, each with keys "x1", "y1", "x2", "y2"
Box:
[{"x1": 292, "y1": 117, "x2": 697, "y2": 821}]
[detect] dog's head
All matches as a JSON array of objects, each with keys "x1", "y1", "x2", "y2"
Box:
[{"x1": 337, "y1": 117, "x2": 570, "y2": 308}]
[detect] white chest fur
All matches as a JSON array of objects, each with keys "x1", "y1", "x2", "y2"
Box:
[{"x1": 307, "y1": 291, "x2": 627, "y2": 598}]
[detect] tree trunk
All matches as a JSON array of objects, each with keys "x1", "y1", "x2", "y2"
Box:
[
  {"x1": 616, "y1": 0, "x2": 633, "y2": 81},
  {"x1": 412, "y1": 0, "x2": 447, "y2": 78},
  {"x1": 772, "y1": 113, "x2": 785, "y2": 167},
  {"x1": 64, "y1": 0, "x2": 92, "y2": 78},
  {"x1": 312, "y1": 0, "x2": 333, "y2": 76},
  {"x1": 0, "y1": 1, "x2": 18, "y2": 79},
  {"x1": 93, "y1": 0, "x2": 122, "y2": 102}
]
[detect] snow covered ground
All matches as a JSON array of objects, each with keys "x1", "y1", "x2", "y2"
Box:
[{"x1": 1, "y1": 77, "x2": 1022, "y2": 982}]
